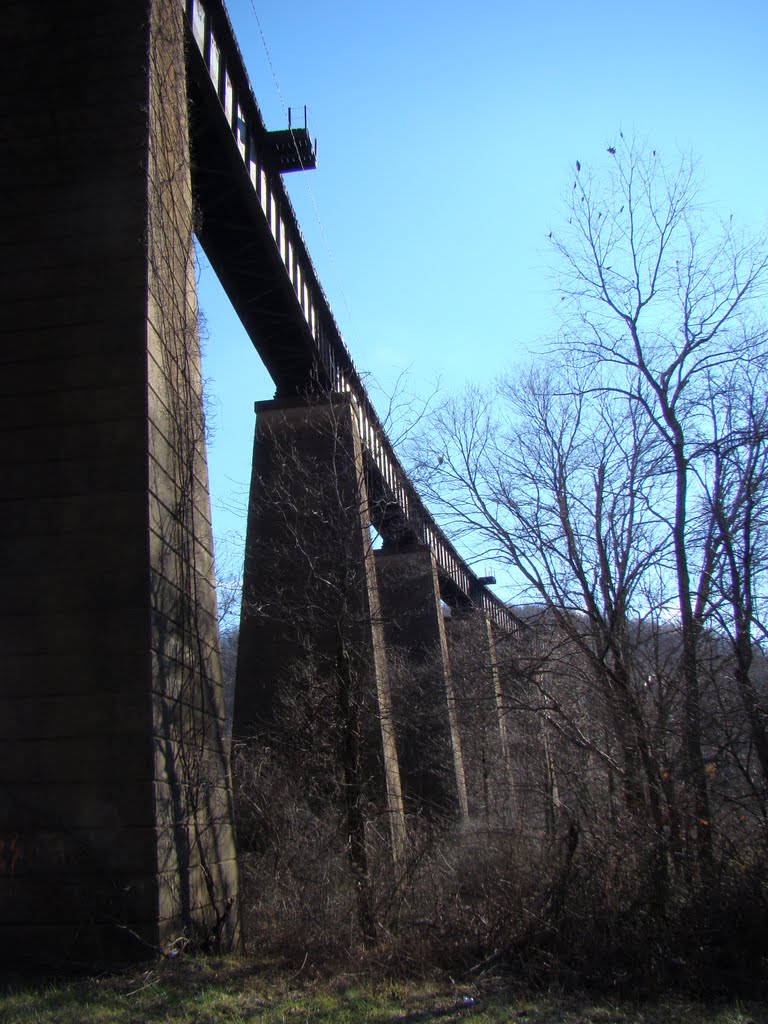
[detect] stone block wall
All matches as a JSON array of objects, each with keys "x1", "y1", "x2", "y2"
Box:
[{"x1": 0, "y1": 0, "x2": 238, "y2": 962}]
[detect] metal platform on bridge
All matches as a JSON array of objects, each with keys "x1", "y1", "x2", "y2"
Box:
[{"x1": 268, "y1": 106, "x2": 317, "y2": 173}]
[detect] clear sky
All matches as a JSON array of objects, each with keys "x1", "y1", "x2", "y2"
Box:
[{"x1": 197, "y1": 0, "x2": 768, "y2": 597}]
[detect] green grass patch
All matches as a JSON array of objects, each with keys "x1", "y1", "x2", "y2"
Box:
[{"x1": 1, "y1": 958, "x2": 765, "y2": 1024}]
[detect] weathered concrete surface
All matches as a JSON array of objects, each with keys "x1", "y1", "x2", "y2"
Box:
[
  {"x1": 235, "y1": 395, "x2": 406, "y2": 858},
  {"x1": 375, "y1": 546, "x2": 469, "y2": 819},
  {"x1": 0, "y1": 0, "x2": 238, "y2": 962}
]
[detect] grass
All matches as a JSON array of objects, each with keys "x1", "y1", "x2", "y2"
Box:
[{"x1": 1, "y1": 957, "x2": 766, "y2": 1024}]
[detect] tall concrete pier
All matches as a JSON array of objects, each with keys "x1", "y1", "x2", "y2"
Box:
[
  {"x1": 1, "y1": 0, "x2": 238, "y2": 961},
  {"x1": 235, "y1": 396, "x2": 407, "y2": 858}
]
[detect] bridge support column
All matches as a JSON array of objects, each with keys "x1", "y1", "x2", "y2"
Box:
[
  {"x1": 375, "y1": 547, "x2": 469, "y2": 820},
  {"x1": 0, "y1": 0, "x2": 238, "y2": 962},
  {"x1": 446, "y1": 611, "x2": 515, "y2": 824},
  {"x1": 234, "y1": 396, "x2": 406, "y2": 859}
]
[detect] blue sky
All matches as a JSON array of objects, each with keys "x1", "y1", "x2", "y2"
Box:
[{"x1": 197, "y1": 0, "x2": 768, "y2": 594}]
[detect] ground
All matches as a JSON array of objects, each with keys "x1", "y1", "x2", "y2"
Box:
[{"x1": 1, "y1": 957, "x2": 766, "y2": 1024}]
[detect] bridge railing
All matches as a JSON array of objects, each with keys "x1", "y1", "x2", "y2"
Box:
[{"x1": 183, "y1": 0, "x2": 519, "y2": 636}]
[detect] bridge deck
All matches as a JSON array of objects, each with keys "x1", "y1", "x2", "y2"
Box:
[{"x1": 183, "y1": 0, "x2": 516, "y2": 633}]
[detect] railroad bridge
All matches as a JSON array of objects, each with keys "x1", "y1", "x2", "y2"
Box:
[{"x1": 1, "y1": 0, "x2": 518, "y2": 961}]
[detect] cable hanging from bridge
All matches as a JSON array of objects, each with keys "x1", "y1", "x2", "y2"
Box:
[{"x1": 244, "y1": 0, "x2": 359, "y2": 360}]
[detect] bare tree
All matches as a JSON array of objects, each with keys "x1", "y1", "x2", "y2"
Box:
[
  {"x1": 413, "y1": 139, "x2": 768, "y2": 885},
  {"x1": 415, "y1": 362, "x2": 672, "y2": 899},
  {"x1": 549, "y1": 139, "x2": 768, "y2": 874}
]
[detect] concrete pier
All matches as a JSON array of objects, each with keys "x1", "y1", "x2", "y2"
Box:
[
  {"x1": 234, "y1": 396, "x2": 406, "y2": 857},
  {"x1": 0, "y1": 0, "x2": 238, "y2": 961},
  {"x1": 446, "y1": 611, "x2": 515, "y2": 824},
  {"x1": 375, "y1": 546, "x2": 469, "y2": 819}
]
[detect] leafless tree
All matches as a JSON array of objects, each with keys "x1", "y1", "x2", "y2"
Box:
[
  {"x1": 703, "y1": 363, "x2": 768, "y2": 793},
  {"x1": 415, "y1": 363, "x2": 672, "y2": 897},
  {"x1": 413, "y1": 139, "x2": 768, "y2": 887},
  {"x1": 549, "y1": 139, "x2": 768, "y2": 874}
]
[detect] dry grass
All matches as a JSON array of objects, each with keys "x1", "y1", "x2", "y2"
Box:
[{"x1": 1, "y1": 956, "x2": 766, "y2": 1024}]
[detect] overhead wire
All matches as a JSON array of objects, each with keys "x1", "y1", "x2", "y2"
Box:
[{"x1": 244, "y1": 0, "x2": 359, "y2": 356}]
